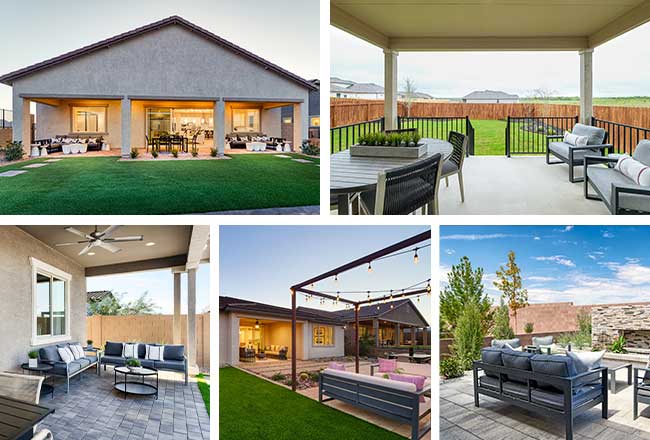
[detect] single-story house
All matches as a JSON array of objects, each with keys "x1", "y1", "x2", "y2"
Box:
[
  {"x1": 462, "y1": 90, "x2": 520, "y2": 103},
  {"x1": 0, "y1": 15, "x2": 317, "y2": 157},
  {"x1": 330, "y1": 76, "x2": 434, "y2": 100},
  {"x1": 0, "y1": 225, "x2": 209, "y2": 373},
  {"x1": 281, "y1": 78, "x2": 320, "y2": 140},
  {"x1": 219, "y1": 295, "x2": 345, "y2": 367}
]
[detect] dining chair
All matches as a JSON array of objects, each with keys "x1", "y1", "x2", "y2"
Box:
[
  {"x1": 0, "y1": 372, "x2": 44, "y2": 404},
  {"x1": 145, "y1": 135, "x2": 157, "y2": 153},
  {"x1": 32, "y1": 430, "x2": 53, "y2": 440},
  {"x1": 359, "y1": 153, "x2": 443, "y2": 215},
  {"x1": 441, "y1": 131, "x2": 468, "y2": 202}
]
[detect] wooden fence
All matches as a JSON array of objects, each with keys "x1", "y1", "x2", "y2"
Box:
[
  {"x1": 86, "y1": 314, "x2": 210, "y2": 371},
  {"x1": 440, "y1": 331, "x2": 567, "y2": 358},
  {"x1": 330, "y1": 98, "x2": 650, "y2": 131}
]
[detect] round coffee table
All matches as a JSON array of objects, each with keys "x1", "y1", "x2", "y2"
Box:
[
  {"x1": 113, "y1": 366, "x2": 158, "y2": 400},
  {"x1": 20, "y1": 363, "x2": 54, "y2": 399}
]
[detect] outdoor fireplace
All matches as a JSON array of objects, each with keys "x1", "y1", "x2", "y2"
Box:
[{"x1": 591, "y1": 304, "x2": 650, "y2": 350}]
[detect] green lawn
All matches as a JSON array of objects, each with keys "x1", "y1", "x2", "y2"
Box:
[
  {"x1": 196, "y1": 373, "x2": 210, "y2": 415},
  {"x1": 219, "y1": 367, "x2": 405, "y2": 440},
  {"x1": 522, "y1": 96, "x2": 650, "y2": 107},
  {"x1": 0, "y1": 154, "x2": 319, "y2": 214}
]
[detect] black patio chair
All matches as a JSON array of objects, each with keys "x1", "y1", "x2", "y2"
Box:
[
  {"x1": 633, "y1": 365, "x2": 650, "y2": 419},
  {"x1": 145, "y1": 135, "x2": 158, "y2": 153},
  {"x1": 440, "y1": 130, "x2": 468, "y2": 202},
  {"x1": 170, "y1": 135, "x2": 184, "y2": 152},
  {"x1": 158, "y1": 134, "x2": 171, "y2": 152},
  {"x1": 187, "y1": 133, "x2": 198, "y2": 150}
]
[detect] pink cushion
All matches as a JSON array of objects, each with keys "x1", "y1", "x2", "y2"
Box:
[
  {"x1": 378, "y1": 358, "x2": 397, "y2": 373},
  {"x1": 328, "y1": 362, "x2": 346, "y2": 371},
  {"x1": 389, "y1": 373, "x2": 427, "y2": 402}
]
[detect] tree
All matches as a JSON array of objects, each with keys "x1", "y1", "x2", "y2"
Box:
[
  {"x1": 492, "y1": 298, "x2": 515, "y2": 339},
  {"x1": 528, "y1": 87, "x2": 558, "y2": 117},
  {"x1": 452, "y1": 302, "x2": 484, "y2": 370},
  {"x1": 87, "y1": 291, "x2": 158, "y2": 316},
  {"x1": 402, "y1": 78, "x2": 417, "y2": 117},
  {"x1": 493, "y1": 250, "x2": 528, "y2": 332},
  {"x1": 440, "y1": 256, "x2": 493, "y2": 336}
]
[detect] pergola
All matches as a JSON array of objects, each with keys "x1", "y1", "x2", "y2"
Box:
[
  {"x1": 331, "y1": 0, "x2": 650, "y2": 128},
  {"x1": 289, "y1": 230, "x2": 431, "y2": 391}
]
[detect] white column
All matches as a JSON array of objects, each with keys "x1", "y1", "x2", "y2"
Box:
[
  {"x1": 292, "y1": 102, "x2": 306, "y2": 151},
  {"x1": 384, "y1": 49, "x2": 398, "y2": 130},
  {"x1": 12, "y1": 95, "x2": 31, "y2": 154},
  {"x1": 172, "y1": 271, "x2": 181, "y2": 345},
  {"x1": 215, "y1": 100, "x2": 225, "y2": 157},
  {"x1": 187, "y1": 268, "x2": 197, "y2": 372},
  {"x1": 579, "y1": 49, "x2": 594, "y2": 125},
  {"x1": 120, "y1": 97, "x2": 132, "y2": 158}
]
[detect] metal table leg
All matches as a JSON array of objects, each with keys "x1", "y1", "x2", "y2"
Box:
[{"x1": 337, "y1": 194, "x2": 349, "y2": 215}]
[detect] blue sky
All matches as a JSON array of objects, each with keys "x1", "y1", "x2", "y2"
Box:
[
  {"x1": 440, "y1": 225, "x2": 650, "y2": 306},
  {"x1": 220, "y1": 226, "x2": 431, "y2": 316},
  {"x1": 331, "y1": 22, "x2": 650, "y2": 97},
  {"x1": 86, "y1": 263, "x2": 210, "y2": 314},
  {"x1": 0, "y1": 0, "x2": 318, "y2": 109}
]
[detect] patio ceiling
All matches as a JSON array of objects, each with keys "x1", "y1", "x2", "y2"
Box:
[{"x1": 331, "y1": 0, "x2": 650, "y2": 50}]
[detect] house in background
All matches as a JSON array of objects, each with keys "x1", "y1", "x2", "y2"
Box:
[
  {"x1": 462, "y1": 90, "x2": 520, "y2": 103},
  {"x1": 330, "y1": 76, "x2": 434, "y2": 101},
  {"x1": 0, "y1": 15, "x2": 317, "y2": 157},
  {"x1": 281, "y1": 78, "x2": 320, "y2": 141}
]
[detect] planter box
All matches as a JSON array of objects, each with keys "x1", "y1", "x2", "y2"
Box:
[{"x1": 350, "y1": 143, "x2": 426, "y2": 159}]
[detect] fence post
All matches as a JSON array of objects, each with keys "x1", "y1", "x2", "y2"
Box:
[
  {"x1": 590, "y1": 116, "x2": 596, "y2": 127},
  {"x1": 505, "y1": 116, "x2": 511, "y2": 157},
  {"x1": 380, "y1": 117, "x2": 385, "y2": 132}
]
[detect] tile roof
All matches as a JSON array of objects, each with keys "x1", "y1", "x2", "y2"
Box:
[
  {"x1": 462, "y1": 90, "x2": 519, "y2": 100},
  {"x1": 87, "y1": 290, "x2": 113, "y2": 301},
  {"x1": 219, "y1": 296, "x2": 344, "y2": 325}
]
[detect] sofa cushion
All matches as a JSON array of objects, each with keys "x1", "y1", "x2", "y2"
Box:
[
  {"x1": 146, "y1": 345, "x2": 165, "y2": 361},
  {"x1": 615, "y1": 156, "x2": 650, "y2": 186},
  {"x1": 378, "y1": 358, "x2": 397, "y2": 373},
  {"x1": 549, "y1": 141, "x2": 597, "y2": 164},
  {"x1": 389, "y1": 373, "x2": 427, "y2": 402},
  {"x1": 587, "y1": 166, "x2": 650, "y2": 212},
  {"x1": 633, "y1": 140, "x2": 650, "y2": 166},
  {"x1": 122, "y1": 343, "x2": 139, "y2": 359},
  {"x1": 501, "y1": 350, "x2": 534, "y2": 370},
  {"x1": 322, "y1": 368, "x2": 416, "y2": 393},
  {"x1": 57, "y1": 347, "x2": 74, "y2": 364},
  {"x1": 101, "y1": 355, "x2": 126, "y2": 365},
  {"x1": 328, "y1": 362, "x2": 346, "y2": 371},
  {"x1": 164, "y1": 345, "x2": 185, "y2": 362},
  {"x1": 478, "y1": 375, "x2": 501, "y2": 391},
  {"x1": 563, "y1": 131, "x2": 588, "y2": 147},
  {"x1": 84, "y1": 355, "x2": 98, "y2": 364},
  {"x1": 531, "y1": 354, "x2": 578, "y2": 392},
  {"x1": 50, "y1": 361, "x2": 81, "y2": 376},
  {"x1": 502, "y1": 381, "x2": 530, "y2": 399},
  {"x1": 481, "y1": 347, "x2": 504, "y2": 378},
  {"x1": 572, "y1": 123, "x2": 606, "y2": 145},
  {"x1": 39, "y1": 345, "x2": 62, "y2": 362},
  {"x1": 531, "y1": 385, "x2": 601, "y2": 410},
  {"x1": 491, "y1": 338, "x2": 520, "y2": 349},
  {"x1": 74, "y1": 358, "x2": 91, "y2": 368},
  {"x1": 532, "y1": 336, "x2": 554, "y2": 347},
  {"x1": 566, "y1": 350, "x2": 605, "y2": 373},
  {"x1": 155, "y1": 359, "x2": 185, "y2": 372},
  {"x1": 105, "y1": 341, "x2": 123, "y2": 357}
]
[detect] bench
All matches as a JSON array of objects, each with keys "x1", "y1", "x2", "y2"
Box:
[
  {"x1": 37, "y1": 343, "x2": 101, "y2": 394},
  {"x1": 319, "y1": 368, "x2": 430, "y2": 440}
]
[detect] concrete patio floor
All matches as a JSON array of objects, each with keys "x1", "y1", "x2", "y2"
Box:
[
  {"x1": 33, "y1": 366, "x2": 209, "y2": 439},
  {"x1": 441, "y1": 371, "x2": 650, "y2": 440},
  {"x1": 438, "y1": 156, "x2": 609, "y2": 215}
]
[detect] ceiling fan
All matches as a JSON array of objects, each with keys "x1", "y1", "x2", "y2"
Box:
[{"x1": 55, "y1": 226, "x2": 144, "y2": 255}]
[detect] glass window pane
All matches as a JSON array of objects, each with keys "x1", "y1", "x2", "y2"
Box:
[
  {"x1": 52, "y1": 278, "x2": 65, "y2": 336},
  {"x1": 72, "y1": 107, "x2": 106, "y2": 133},
  {"x1": 36, "y1": 273, "x2": 50, "y2": 336},
  {"x1": 233, "y1": 109, "x2": 260, "y2": 132}
]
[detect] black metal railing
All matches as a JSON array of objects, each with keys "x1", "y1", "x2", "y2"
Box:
[
  {"x1": 398, "y1": 116, "x2": 475, "y2": 155},
  {"x1": 330, "y1": 117, "x2": 384, "y2": 153},
  {"x1": 591, "y1": 117, "x2": 650, "y2": 155},
  {"x1": 0, "y1": 109, "x2": 12, "y2": 129},
  {"x1": 505, "y1": 116, "x2": 578, "y2": 156}
]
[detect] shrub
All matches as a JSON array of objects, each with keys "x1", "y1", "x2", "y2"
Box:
[
  {"x1": 171, "y1": 148, "x2": 179, "y2": 158},
  {"x1": 210, "y1": 148, "x2": 218, "y2": 157},
  {"x1": 271, "y1": 373, "x2": 286, "y2": 381},
  {"x1": 28, "y1": 350, "x2": 39, "y2": 359},
  {"x1": 191, "y1": 145, "x2": 199, "y2": 157},
  {"x1": 86, "y1": 339, "x2": 93, "y2": 346},
  {"x1": 358, "y1": 334, "x2": 375, "y2": 357},
  {"x1": 309, "y1": 372, "x2": 319, "y2": 382},
  {"x1": 524, "y1": 322, "x2": 534, "y2": 334},
  {"x1": 301, "y1": 140, "x2": 320, "y2": 156},
  {"x1": 130, "y1": 149, "x2": 139, "y2": 159},
  {"x1": 358, "y1": 131, "x2": 420, "y2": 147},
  {"x1": 299, "y1": 372, "x2": 310, "y2": 381},
  {"x1": 610, "y1": 335, "x2": 627, "y2": 354},
  {"x1": 492, "y1": 299, "x2": 515, "y2": 339},
  {"x1": 151, "y1": 149, "x2": 159, "y2": 158},
  {"x1": 4, "y1": 141, "x2": 24, "y2": 161},
  {"x1": 452, "y1": 302, "x2": 484, "y2": 370},
  {"x1": 440, "y1": 357, "x2": 465, "y2": 379},
  {"x1": 577, "y1": 310, "x2": 592, "y2": 335},
  {"x1": 126, "y1": 358, "x2": 141, "y2": 367}
]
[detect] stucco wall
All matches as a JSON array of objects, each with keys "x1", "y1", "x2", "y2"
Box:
[
  {"x1": 303, "y1": 322, "x2": 345, "y2": 359},
  {"x1": 264, "y1": 321, "x2": 304, "y2": 360},
  {"x1": 261, "y1": 107, "x2": 282, "y2": 138},
  {"x1": 0, "y1": 227, "x2": 86, "y2": 372}
]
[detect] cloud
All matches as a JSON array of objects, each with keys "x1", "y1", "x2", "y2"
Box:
[
  {"x1": 441, "y1": 233, "x2": 512, "y2": 241},
  {"x1": 444, "y1": 249, "x2": 456, "y2": 255},
  {"x1": 533, "y1": 236, "x2": 541, "y2": 241},
  {"x1": 527, "y1": 276, "x2": 556, "y2": 282},
  {"x1": 533, "y1": 255, "x2": 576, "y2": 267},
  {"x1": 602, "y1": 230, "x2": 615, "y2": 238},
  {"x1": 562, "y1": 226, "x2": 574, "y2": 232},
  {"x1": 587, "y1": 251, "x2": 604, "y2": 260}
]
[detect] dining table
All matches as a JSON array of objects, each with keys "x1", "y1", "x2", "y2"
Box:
[
  {"x1": 330, "y1": 138, "x2": 454, "y2": 214},
  {"x1": 0, "y1": 395, "x2": 53, "y2": 440}
]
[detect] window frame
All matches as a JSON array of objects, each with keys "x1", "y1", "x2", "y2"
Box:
[
  {"x1": 31, "y1": 257, "x2": 72, "y2": 346},
  {"x1": 232, "y1": 108, "x2": 261, "y2": 132},
  {"x1": 70, "y1": 105, "x2": 108, "y2": 135},
  {"x1": 312, "y1": 324, "x2": 335, "y2": 347}
]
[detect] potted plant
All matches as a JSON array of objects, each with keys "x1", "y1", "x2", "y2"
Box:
[
  {"x1": 126, "y1": 358, "x2": 141, "y2": 372},
  {"x1": 350, "y1": 131, "x2": 425, "y2": 158},
  {"x1": 86, "y1": 339, "x2": 93, "y2": 349},
  {"x1": 28, "y1": 350, "x2": 39, "y2": 368}
]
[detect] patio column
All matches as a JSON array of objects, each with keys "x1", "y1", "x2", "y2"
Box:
[
  {"x1": 395, "y1": 324, "x2": 400, "y2": 345},
  {"x1": 12, "y1": 95, "x2": 31, "y2": 154},
  {"x1": 373, "y1": 318, "x2": 379, "y2": 347},
  {"x1": 355, "y1": 305, "x2": 360, "y2": 373},
  {"x1": 411, "y1": 326, "x2": 417, "y2": 346},
  {"x1": 172, "y1": 271, "x2": 181, "y2": 345},
  {"x1": 291, "y1": 289, "x2": 297, "y2": 391},
  {"x1": 423, "y1": 327, "x2": 428, "y2": 346},
  {"x1": 215, "y1": 100, "x2": 225, "y2": 157},
  {"x1": 187, "y1": 268, "x2": 197, "y2": 373},
  {"x1": 120, "y1": 97, "x2": 132, "y2": 158},
  {"x1": 384, "y1": 49, "x2": 398, "y2": 130},
  {"x1": 579, "y1": 49, "x2": 594, "y2": 125},
  {"x1": 292, "y1": 102, "x2": 307, "y2": 151}
]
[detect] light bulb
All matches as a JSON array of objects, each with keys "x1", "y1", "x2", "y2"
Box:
[
  {"x1": 334, "y1": 274, "x2": 338, "y2": 283},
  {"x1": 417, "y1": 296, "x2": 421, "y2": 303},
  {"x1": 367, "y1": 262, "x2": 372, "y2": 273},
  {"x1": 414, "y1": 248, "x2": 419, "y2": 265},
  {"x1": 426, "y1": 281, "x2": 431, "y2": 295}
]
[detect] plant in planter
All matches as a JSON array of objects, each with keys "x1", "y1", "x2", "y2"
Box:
[
  {"x1": 191, "y1": 145, "x2": 199, "y2": 157},
  {"x1": 524, "y1": 322, "x2": 534, "y2": 334},
  {"x1": 353, "y1": 132, "x2": 424, "y2": 158},
  {"x1": 86, "y1": 339, "x2": 93, "y2": 349},
  {"x1": 28, "y1": 350, "x2": 39, "y2": 368},
  {"x1": 151, "y1": 149, "x2": 159, "y2": 159},
  {"x1": 126, "y1": 358, "x2": 141, "y2": 371},
  {"x1": 210, "y1": 148, "x2": 218, "y2": 157},
  {"x1": 171, "y1": 148, "x2": 179, "y2": 158},
  {"x1": 130, "y1": 149, "x2": 139, "y2": 159},
  {"x1": 610, "y1": 335, "x2": 627, "y2": 354}
]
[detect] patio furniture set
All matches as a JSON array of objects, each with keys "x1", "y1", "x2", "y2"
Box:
[
  {"x1": 0, "y1": 373, "x2": 53, "y2": 440},
  {"x1": 226, "y1": 134, "x2": 291, "y2": 152},
  {"x1": 239, "y1": 345, "x2": 288, "y2": 362},
  {"x1": 546, "y1": 123, "x2": 650, "y2": 214},
  {"x1": 33, "y1": 136, "x2": 105, "y2": 157},
  {"x1": 331, "y1": 129, "x2": 468, "y2": 215}
]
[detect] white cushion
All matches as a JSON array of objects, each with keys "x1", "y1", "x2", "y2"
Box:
[
  {"x1": 122, "y1": 343, "x2": 138, "y2": 359},
  {"x1": 615, "y1": 155, "x2": 650, "y2": 186},
  {"x1": 146, "y1": 345, "x2": 164, "y2": 361},
  {"x1": 70, "y1": 344, "x2": 84, "y2": 360},
  {"x1": 57, "y1": 347, "x2": 74, "y2": 364},
  {"x1": 505, "y1": 343, "x2": 523, "y2": 351},
  {"x1": 322, "y1": 368, "x2": 417, "y2": 393},
  {"x1": 564, "y1": 131, "x2": 588, "y2": 147},
  {"x1": 566, "y1": 350, "x2": 605, "y2": 373}
]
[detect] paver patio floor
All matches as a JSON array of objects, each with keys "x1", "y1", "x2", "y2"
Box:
[
  {"x1": 33, "y1": 366, "x2": 209, "y2": 439},
  {"x1": 441, "y1": 372, "x2": 650, "y2": 439}
]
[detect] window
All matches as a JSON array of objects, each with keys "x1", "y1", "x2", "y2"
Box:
[
  {"x1": 71, "y1": 106, "x2": 107, "y2": 133},
  {"x1": 313, "y1": 325, "x2": 334, "y2": 346},
  {"x1": 310, "y1": 116, "x2": 320, "y2": 127},
  {"x1": 32, "y1": 258, "x2": 71, "y2": 345},
  {"x1": 282, "y1": 116, "x2": 292, "y2": 124},
  {"x1": 232, "y1": 109, "x2": 260, "y2": 132}
]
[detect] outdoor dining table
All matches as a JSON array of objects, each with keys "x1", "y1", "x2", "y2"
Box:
[
  {"x1": 330, "y1": 138, "x2": 454, "y2": 214},
  {"x1": 0, "y1": 395, "x2": 53, "y2": 440},
  {"x1": 396, "y1": 353, "x2": 432, "y2": 364}
]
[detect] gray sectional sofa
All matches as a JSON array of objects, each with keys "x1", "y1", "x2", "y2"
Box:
[
  {"x1": 546, "y1": 123, "x2": 611, "y2": 182},
  {"x1": 473, "y1": 347, "x2": 608, "y2": 440},
  {"x1": 38, "y1": 342, "x2": 101, "y2": 393},
  {"x1": 100, "y1": 341, "x2": 188, "y2": 385},
  {"x1": 585, "y1": 140, "x2": 650, "y2": 214}
]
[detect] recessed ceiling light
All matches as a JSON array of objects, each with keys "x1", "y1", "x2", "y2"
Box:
[
  {"x1": 145, "y1": 242, "x2": 156, "y2": 247},
  {"x1": 87, "y1": 252, "x2": 95, "y2": 256}
]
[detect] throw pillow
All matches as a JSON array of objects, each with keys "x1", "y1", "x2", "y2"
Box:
[
  {"x1": 505, "y1": 343, "x2": 523, "y2": 351},
  {"x1": 70, "y1": 344, "x2": 84, "y2": 360},
  {"x1": 146, "y1": 345, "x2": 164, "y2": 361},
  {"x1": 328, "y1": 362, "x2": 346, "y2": 371},
  {"x1": 378, "y1": 358, "x2": 397, "y2": 373},
  {"x1": 563, "y1": 131, "x2": 588, "y2": 147},
  {"x1": 566, "y1": 350, "x2": 605, "y2": 373},
  {"x1": 615, "y1": 155, "x2": 650, "y2": 186},
  {"x1": 57, "y1": 347, "x2": 74, "y2": 364},
  {"x1": 389, "y1": 373, "x2": 427, "y2": 402},
  {"x1": 122, "y1": 343, "x2": 139, "y2": 359}
]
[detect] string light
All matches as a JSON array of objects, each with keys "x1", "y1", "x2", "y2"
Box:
[
  {"x1": 389, "y1": 290, "x2": 393, "y2": 301},
  {"x1": 417, "y1": 296, "x2": 421, "y2": 303},
  {"x1": 336, "y1": 291, "x2": 340, "y2": 302},
  {"x1": 367, "y1": 290, "x2": 371, "y2": 304},
  {"x1": 426, "y1": 280, "x2": 431, "y2": 295},
  {"x1": 367, "y1": 262, "x2": 373, "y2": 273},
  {"x1": 390, "y1": 303, "x2": 394, "y2": 309},
  {"x1": 413, "y1": 247, "x2": 419, "y2": 265},
  {"x1": 401, "y1": 289, "x2": 405, "y2": 298},
  {"x1": 334, "y1": 274, "x2": 338, "y2": 283}
]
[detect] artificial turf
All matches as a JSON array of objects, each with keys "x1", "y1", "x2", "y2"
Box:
[
  {"x1": 0, "y1": 154, "x2": 319, "y2": 214},
  {"x1": 219, "y1": 367, "x2": 405, "y2": 440},
  {"x1": 196, "y1": 373, "x2": 210, "y2": 415}
]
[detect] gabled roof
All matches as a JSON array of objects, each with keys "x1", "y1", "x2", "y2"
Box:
[
  {"x1": 219, "y1": 296, "x2": 344, "y2": 325},
  {"x1": 463, "y1": 90, "x2": 519, "y2": 100},
  {"x1": 87, "y1": 290, "x2": 113, "y2": 302},
  {"x1": 334, "y1": 298, "x2": 429, "y2": 326},
  {"x1": 0, "y1": 15, "x2": 317, "y2": 91}
]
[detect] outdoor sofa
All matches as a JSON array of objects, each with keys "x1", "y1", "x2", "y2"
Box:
[
  {"x1": 633, "y1": 366, "x2": 650, "y2": 419},
  {"x1": 37, "y1": 342, "x2": 101, "y2": 393},
  {"x1": 264, "y1": 345, "x2": 288, "y2": 359},
  {"x1": 100, "y1": 341, "x2": 188, "y2": 385},
  {"x1": 473, "y1": 347, "x2": 608, "y2": 440},
  {"x1": 585, "y1": 140, "x2": 650, "y2": 214},
  {"x1": 546, "y1": 123, "x2": 611, "y2": 183},
  {"x1": 36, "y1": 136, "x2": 104, "y2": 154},
  {"x1": 319, "y1": 368, "x2": 430, "y2": 440}
]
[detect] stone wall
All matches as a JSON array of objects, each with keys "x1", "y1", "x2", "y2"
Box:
[
  {"x1": 592, "y1": 304, "x2": 650, "y2": 348},
  {"x1": 0, "y1": 128, "x2": 11, "y2": 146}
]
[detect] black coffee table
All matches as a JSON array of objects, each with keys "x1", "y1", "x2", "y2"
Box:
[
  {"x1": 20, "y1": 363, "x2": 54, "y2": 399},
  {"x1": 114, "y1": 366, "x2": 158, "y2": 399}
]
